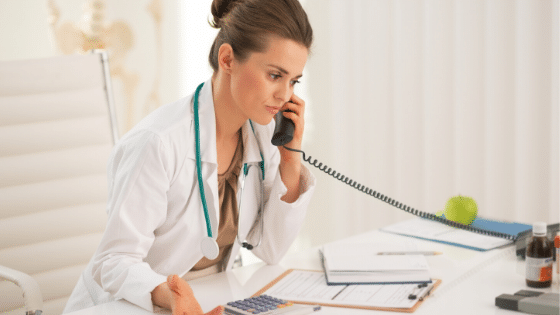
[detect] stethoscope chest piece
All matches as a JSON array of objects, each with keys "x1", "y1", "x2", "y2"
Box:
[{"x1": 201, "y1": 236, "x2": 219, "y2": 260}]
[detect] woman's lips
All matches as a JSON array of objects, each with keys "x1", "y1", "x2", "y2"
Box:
[{"x1": 266, "y1": 106, "x2": 280, "y2": 115}]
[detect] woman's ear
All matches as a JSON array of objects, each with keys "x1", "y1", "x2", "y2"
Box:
[{"x1": 217, "y1": 43, "x2": 235, "y2": 74}]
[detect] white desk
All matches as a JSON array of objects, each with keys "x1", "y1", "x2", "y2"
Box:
[{"x1": 66, "y1": 230, "x2": 559, "y2": 315}]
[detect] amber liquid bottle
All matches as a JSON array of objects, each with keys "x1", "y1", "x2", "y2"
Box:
[{"x1": 526, "y1": 222, "x2": 553, "y2": 288}]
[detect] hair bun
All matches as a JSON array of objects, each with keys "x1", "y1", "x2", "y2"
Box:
[{"x1": 210, "y1": 0, "x2": 244, "y2": 28}]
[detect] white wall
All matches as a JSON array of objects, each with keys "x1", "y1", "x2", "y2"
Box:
[
  {"x1": 297, "y1": 0, "x2": 559, "y2": 251},
  {"x1": 0, "y1": 1, "x2": 54, "y2": 60},
  {"x1": 1, "y1": 0, "x2": 558, "y2": 257}
]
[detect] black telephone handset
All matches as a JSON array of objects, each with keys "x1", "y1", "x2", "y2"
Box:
[
  {"x1": 271, "y1": 110, "x2": 295, "y2": 146},
  {"x1": 272, "y1": 110, "x2": 519, "y2": 242}
]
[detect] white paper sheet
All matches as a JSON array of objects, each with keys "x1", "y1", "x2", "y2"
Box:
[
  {"x1": 323, "y1": 244, "x2": 429, "y2": 271},
  {"x1": 264, "y1": 270, "x2": 434, "y2": 309}
]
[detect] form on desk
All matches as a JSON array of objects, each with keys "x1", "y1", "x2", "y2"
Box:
[{"x1": 254, "y1": 270, "x2": 440, "y2": 312}]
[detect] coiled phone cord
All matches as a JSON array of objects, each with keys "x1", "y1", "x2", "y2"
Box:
[{"x1": 282, "y1": 146, "x2": 517, "y2": 241}]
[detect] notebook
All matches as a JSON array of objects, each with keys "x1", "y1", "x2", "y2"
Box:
[
  {"x1": 381, "y1": 217, "x2": 531, "y2": 251},
  {"x1": 320, "y1": 241, "x2": 432, "y2": 285}
]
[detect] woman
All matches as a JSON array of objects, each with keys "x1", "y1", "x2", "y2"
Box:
[{"x1": 63, "y1": 0, "x2": 314, "y2": 314}]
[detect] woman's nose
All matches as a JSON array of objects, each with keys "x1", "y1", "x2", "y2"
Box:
[{"x1": 274, "y1": 83, "x2": 292, "y2": 103}]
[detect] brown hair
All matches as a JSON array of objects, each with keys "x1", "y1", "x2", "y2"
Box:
[{"x1": 208, "y1": 0, "x2": 313, "y2": 72}]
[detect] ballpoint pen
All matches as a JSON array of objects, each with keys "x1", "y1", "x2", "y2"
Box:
[
  {"x1": 377, "y1": 251, "x2": 443, "y2": 256},
  {"x1": 418, "y1": 284, "x2": 435, "y2": 301},
  {"x1": 408, "y1": 283, "x2": 434, "y2": 301}
]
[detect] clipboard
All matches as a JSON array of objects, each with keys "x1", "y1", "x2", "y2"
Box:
[{"x1": 253, "y1": 269, "x2": 442, "y2": 313}]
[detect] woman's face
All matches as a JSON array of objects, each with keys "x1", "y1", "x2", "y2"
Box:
[{"x1": 229, "y1": 36, "x2": 309, "y2": 125}]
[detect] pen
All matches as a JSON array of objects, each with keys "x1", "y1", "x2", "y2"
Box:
[
  {"x1": 283, "y1": 305, "x2": 322, "y2": 314},
  {"x1": 377, "y1": 251, "x2": 442, "y2": 256},
  {"x1": 418, "y1": 284, "x2": 434, "y2": 301},
  {"x1": 408, "y1": 283, "x2": 434, "y2": 301}
]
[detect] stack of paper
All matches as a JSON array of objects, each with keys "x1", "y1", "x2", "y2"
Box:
[{"x1": 320, "y1": 242, "x2": 432, "y2": 285}]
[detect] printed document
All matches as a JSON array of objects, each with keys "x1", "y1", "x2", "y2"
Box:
[{"x1": 264, "y1": 270, "x2": 433, "y2": 309}]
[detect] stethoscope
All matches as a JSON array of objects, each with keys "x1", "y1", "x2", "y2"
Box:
[{"x1": 194, "y1": 82, "x2": 265, "y2": 260}]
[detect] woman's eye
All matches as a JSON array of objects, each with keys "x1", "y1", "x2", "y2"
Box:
[
  {"x1": 269, "y1": 73, "x2": 281, "y2": 80},
  {"x1": 290, "y1": 79, "x2": 301, "y2": 86}
]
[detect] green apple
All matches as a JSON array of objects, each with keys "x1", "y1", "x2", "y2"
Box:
[{"x1": 444, "y1": 195, "x2": 478, "y2": 225}]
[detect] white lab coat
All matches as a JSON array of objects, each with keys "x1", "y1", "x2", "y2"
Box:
[{"x1": 63, "y1": 79, "x2": 316, "y2": 313}]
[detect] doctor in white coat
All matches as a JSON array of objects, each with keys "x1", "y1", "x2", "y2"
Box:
[{"x1": 64, "y1": 0, "x2": 315, "y2": 314}]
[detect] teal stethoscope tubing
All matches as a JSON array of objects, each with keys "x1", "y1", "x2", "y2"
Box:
[
  {"x1": 193, "y1": 83, "x2": 213, "y2": 238},
  {"x1": 193, "y1": 82, "x2": 264, "y2": 256}
]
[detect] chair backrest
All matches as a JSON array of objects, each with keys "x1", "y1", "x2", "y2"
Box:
[{"x1": 0, "y1": 51, "x2": 118, "y2": 314}]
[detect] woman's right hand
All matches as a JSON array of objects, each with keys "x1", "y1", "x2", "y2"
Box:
[{"x1": 167, "y1": 275, "x2": 224, "y2": 315}]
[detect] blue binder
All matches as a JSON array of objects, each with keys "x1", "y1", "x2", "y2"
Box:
[
  {"x1": 469, "y1": 217, "x2": 532, "y2": 238},
  {"x1": 381, "y1": 217, "x2": 532, "y2": 251}
]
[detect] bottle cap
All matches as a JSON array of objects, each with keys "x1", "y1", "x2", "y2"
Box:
[{"x1": 532, "y1": 222, "x2": 547, "y2": 236}]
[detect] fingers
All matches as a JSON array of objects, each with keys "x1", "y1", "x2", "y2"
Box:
[
  {"x1": 167, "y1": 274, "x2": 178, "y2": 291},
  {"x1": 282, "y1": 94, "x2": 305, "y2": 116},
  {"x1": 167, "y1": 274, "x2": 204, "y2": 315},
  {"x1": 205, "y1": 305, "x2": 224, "y2": 315},
  {"x1": 289, "y1": 93, "x2": 304, "y2": 105},
  {"x1": 282, "y1": 110, "x2": 300, "y2": 124},
  {"x1": 279, "y1": 94, "x2": 303, "y2": 114},
  {"x1": 167, "y1": 274, "x2": 192, "y2": 296},
  {"x1": 165, "y1": 275, "x2": 226, "y2": 315},
  {"x1": 280, "y1": 94, "x2": 305, "y2": 145}
]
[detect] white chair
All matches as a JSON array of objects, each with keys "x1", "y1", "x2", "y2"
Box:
[{"x1": 0, "y1": 51, "x2": 118, "y2": 315}]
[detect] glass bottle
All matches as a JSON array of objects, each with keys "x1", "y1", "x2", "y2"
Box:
[{"x1": 526, "y1": 222, "x2": 553, "y2": 288}]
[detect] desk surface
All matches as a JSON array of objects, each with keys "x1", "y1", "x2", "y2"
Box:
[{"x1": 66, "y1": 230, "x2": 559, "y2": 315}]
